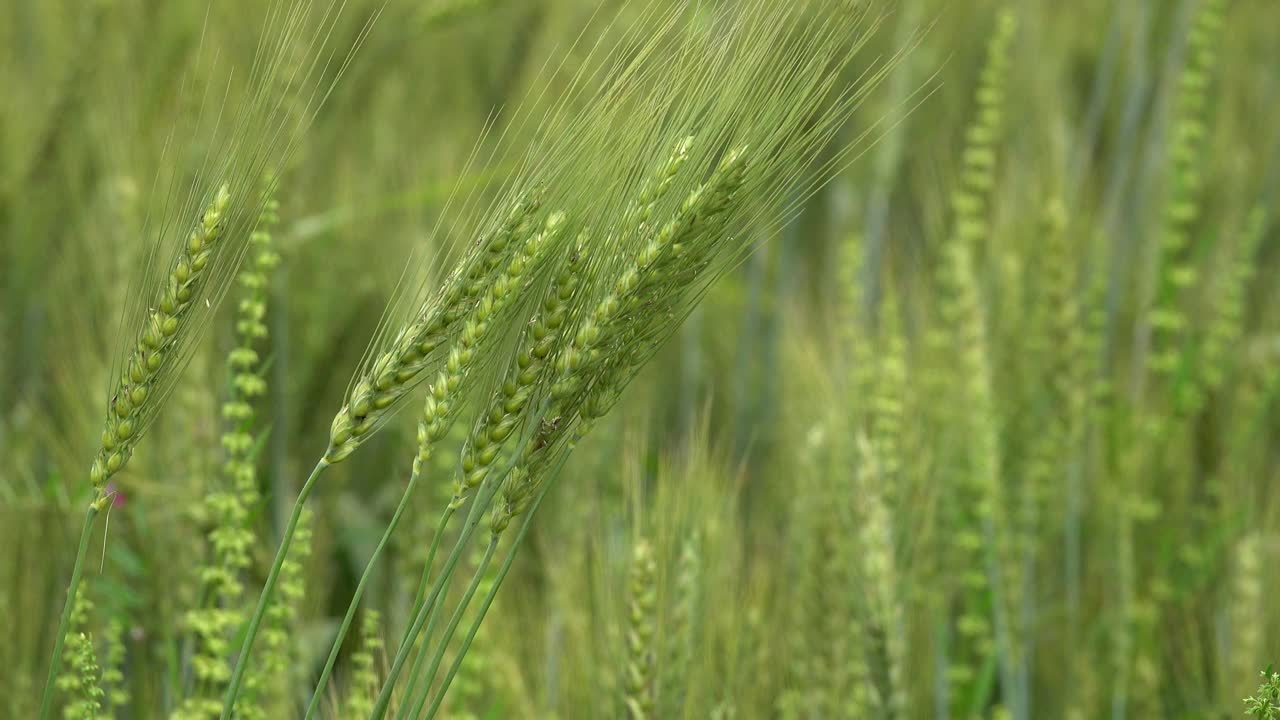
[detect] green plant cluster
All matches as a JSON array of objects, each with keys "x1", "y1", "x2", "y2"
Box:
[{"x1": 4, "y1": 1, "x2": 1280, "y2": 719}]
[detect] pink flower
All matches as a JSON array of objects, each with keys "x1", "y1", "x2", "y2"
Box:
[{"x1": 105, "y1": 481, "x2": 126, "y2": 508}]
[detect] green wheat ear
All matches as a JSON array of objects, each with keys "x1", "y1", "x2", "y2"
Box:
[
  {"x1": 660, "y1": 532, "x2": 701, "y2": 718},
  {"x1": 459, "y1": 232, "x2": 587, "y2": 516},
  {"x1": 172, "y1": 183, "x2": 280, "y2": 720},
  {"x1": 925, "y1": 7, "x2": 1017, "y2": 714},
  {"x1": 1145, "y1": 0, "x2": 1226, "y2": 402},
  {"x1": 342, "y1": 610, "x2": 383, "y2": 718},
  {"x1": 1199, "y1": 207, "x2": 1266, "y2": 394},
  {"x1": 55, "y1": 594, "x2": 105, "y2": 720},
  {"x1": 38, "y1": 3, "x2": 375, "y2": 716},
  {"x1": 90, "y1": 185, "x2": 230, "y2": 496},
  {"x1": 420, "y1": 209, "x2": 568, "y2": 494},
  {"x1": 101, "y1": 620, "x2": 128, "y2": 713},
  {"x1": 489, "y1": 146, "x2": 751, "y2": 533},
  {"x1": 300, "y1": 204, "x2": 571, "y2": 718},
  {"x1": 623, "y1": 538, "x2": 658, "y2": 720},
  {"x1": 326, "y1": 190, "x2": 546, "y2": 464},
  {"x1": 388, "y1": 1, "x2": 903, "y2": 707}
]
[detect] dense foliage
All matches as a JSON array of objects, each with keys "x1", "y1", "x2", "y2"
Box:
[{"x1": 2, "y1": 0, "x2": 1278, "y2": 718}]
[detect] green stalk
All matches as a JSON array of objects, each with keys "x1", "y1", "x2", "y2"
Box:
[
  {"x1": 396, "y1": 564, "x2": 452, "y2": 714},
  {"x1": 221, "y1": 457, "x2": 330, "y2": 720},
  {"x1": 403, "y1": 506, "x2": 456, "y2": 651},
  {"x1": 424, "y1": 485, "x2": 549, "y2": 720},
  {"x1": 39, "y1": 502, "x2": 101, "y2": 720},
  {"x1": 397, "y1": 510, "x2": 460, "y2": 714},
  {"x1": 370, "y1": 479, "x2": 499, "y2": 720},
  {"x1": 403, "y1": 537, "x2": 499, "y2": 719},
  {"x1": 397, "y1": 444, "x2": 521, "y2": 711},
  {"x1": 305, "y1": 464, "x2": 426, "y2": 719}
]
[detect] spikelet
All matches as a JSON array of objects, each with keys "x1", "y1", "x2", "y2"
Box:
[
  {"x1": 777, "y1": 423, "x2": 844, "y2": 719},
  {"x1": 606, "y1": 148, "x2": 750, "y2": 373},
  {"x1": 929, "y1": 10, "x2": 1017, "y2": 715},
  {"x1": 450, "y1": 245, "x2": 586, "y2": 526},
  {"x1": 869, "y1": 286, "x2": 913, "y2": 716},
  {"x1": 484, "y1": 0, "x2": 895, "y2": 533},
  {"x1": 343, "y1": 610, "x2": 383, "y2": 719},
  {"x1": 241, "y1": 507, "x2": 313, "y2": 720},
  {"x1": 1179, "y1": 212, "x2": 1268, "y2": 688},
  {"x1": 1110, "y1": 428, "x2": 1146, "y2": 720},
  {"x1": 173, "y1": 187, "x2": 281, "y2": 720},
  {"x1": 1145, "y1": 0, "x2": 1227, "y2": 410},
  {"x1": 829, "y1": 242, "x2": 868, "y2": 715},
  {"x1": 857, "y1": 432, "x2": 908, "y2": 718},
  {"x1": 1020, "y1": 198, "x2": 1069, "y2": 534},
  {"x1": 409, "y1": 209, "x2": 566, "y2": 503},
  {"x1": 1007, "y1": 197, "x2": 1084, "y2": 718},
  {"x1": 82, "y1": 0, "x2": 332, "y2": 491},
  {"x1": 660, "y1": 533, "x2": 700, "y2": 718},
  {"x1": 89, "y1": 187, "x2": 230, "y2": 496},
  {"x1": 1120, "y1": 2, "x2": 1228, "y2": 714},
  {"x1": 623, "y1": 539, "x2": 658, "y2": 720},
  {"x1": 222, "y1": 182, "x2": 280, "y2": 492},
  {"x1": 1036, "y1": 197, "x2": 1090, "y2": 494},
  {"x1": 271, "y1": 506, "x2": 315, "y2": 682},
  {"x1": 942, "y1": 235, "x2": 1013, "y2": 716},
  {"x1": 835, "y1": 505, "x2": 875, "y2": 720},
  {"x1": 835, "y1": 230, "x2": 908, "y2": 717},
  {"x1": 101, "y1": 620, "x2": 128, "y2": 713},
  {"x1": 177, "y1": 560, "x2": 247, "y2": 719},
  {"x1": 327, "y1": 192, "x2": 545, "y2": 463},
  {"x1": 552, "y1": 140, "x2": 714, "y2": 407},
  {"x1": 485, "y1": 137, "x2": 693, "y2": 531},
  {"x1": 61, "y1": 633, "x2": 104, "y2": 720},
  {"x1": 44, "y1": 5, "x2": 374, "y2": 718},
  {"x1": 493, "y1": 148, "x2": 749, "y2": 531},
  {"x1": 365, "y1": 6, "x2": 902, "y2": 712},
  {"x1": 55, "y1": 595, "x2": 104, "y2": 720},
  {"x1": 1231, "y1": 533, "x2": 1266, "y2": 708},
  {"x1": 417, "y1": 209, "x2": 571, "y2": 507},
  {"x1": 294, "y1": 207, "x2": 566, "y2": 719},
  {"x1": 950, "y1": 10, "x2": 1016, "y2": 263},
  {"x1": 1200, "y1": 207, "x2": 1266, "y2": 394}
]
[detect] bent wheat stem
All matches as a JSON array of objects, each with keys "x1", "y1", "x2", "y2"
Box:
[
  {"x1": 303, "y1": 464, "x2": 426, "y2": 720},
  {"x1": 396, "y1": 505, "x2": 464, "y2": 708},
  {"x1": 394, "y1": 507, "x2": 457, "y2": 715},
  {"x1": 39, "y1": 502, "x2": 102, "y2": 720},
  {"x1": 371, "y1": 478, "x2": 501, "y2": 719},
  {"x1": 425, "y1": 453, "x2": 565, "y2": 718},
  {"x1": 220, "y1": 457, "x2": 330, "y2": 720},
  {"x1": 403, "y1": 536, "x2": 500, "y2": 719},
  {"x1": 396, "y1": 532, "x2": 473, "y2": 717},
  {"x1": 407, "y1": 506, "x2": 457, "y2": 637}
]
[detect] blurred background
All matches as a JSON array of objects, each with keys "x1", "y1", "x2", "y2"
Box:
[{"x1": 3, "y1": 0, "x2": 1280, "y2": 718}]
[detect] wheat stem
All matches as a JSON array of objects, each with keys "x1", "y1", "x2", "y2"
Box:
[
  {"x1": 393, "y1": 505, "x2": 457, "y2": 711},
  {"x1": 39, "y1": 501, "x2": 101, "y2": 720},
  {"x1": 304, "y1": 463, "x2": 426, "y2": 720},
  {"x1": 407, "y1": 506, "x2": 456, "y2": 636},
  {"x1": 371, "y1": 478, "x2": 500, "y2": 719},
  {"x1": 422, "y1": 491, "x2": 545, "y2": 720},
  {"x1": 396, "y1": 520, "x2": 476, "y2": 718},
  {"x1": 403, "y1": 536, "x2": 499, "y2": 719},
  {"x1": 397, "y1": 591, "x2": 445, "y2": 716},
  {"x1": 220, "y1": 457, "x2": 330, "y2": 720}
]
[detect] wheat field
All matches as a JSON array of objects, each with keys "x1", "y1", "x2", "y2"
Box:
[{"x1": 3, "y1": 0, "x2": 1280, "y2": 718}]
